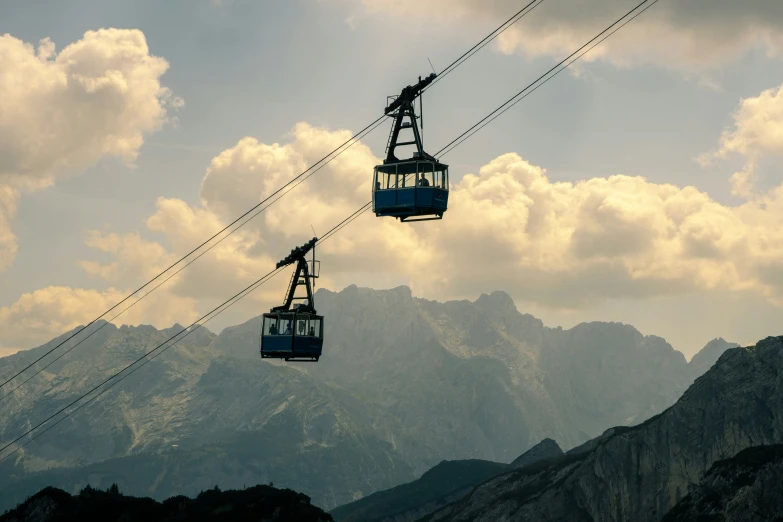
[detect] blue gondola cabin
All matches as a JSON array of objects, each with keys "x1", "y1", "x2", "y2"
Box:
[
  {"x1": 261, "y1": 310, "x2": 323, "y2": 361},
  {"x1": 374, "y1": 73, "x2": 449, "y2": 222},
  {"x1": 373, "y1": 158, "x2": 448, "y2": 221},
  {"x1": 259, "y1": 237, "x2": 324, "y2": 362}
]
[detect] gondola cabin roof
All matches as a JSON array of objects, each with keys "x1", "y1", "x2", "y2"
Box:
[{"x1": 376, "y1": 159, "x2": 448, "y2": 175}]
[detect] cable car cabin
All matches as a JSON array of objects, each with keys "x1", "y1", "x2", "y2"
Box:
[
  {"x1": 375, "y1": 73, "x2": 449, "y2": 222},
  {"x1": 259, "y1": 237, "x2": 325, "y2": 362},
  {"x1": 373, "y1": 160, "x2": 449, "y2": 221},
  {"x1": 261, "y1": 311, "x2": 323, "y2": 361}
]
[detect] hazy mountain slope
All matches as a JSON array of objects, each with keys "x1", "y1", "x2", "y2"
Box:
[
  {"x1": 311, "y1": 286, "x2": 703, "y2": 466},
  {"x1": 331, "y1": 438, "x2": 566, "y2": 522},
  {"x1": 0, "y1": 354, "x2": 415, "y2": 511},
  {"x1": 0, "y1": 323, "x2": 217, "y2": 469},
  {"x1": 204, "y1": 286, "x2": 731, "y2": 466},
  {"x1": 210, "y1": 315, "x2": 263, "y2": 361},
  {"x1": 0, "y1": 484, "x2": 333, "y2": 522},
  {"x1": 538, "y1": 322, "x2": 689, "y2": 436},
  {"x1": 662, "y1": 445, "x2": 783, "y2": 522},
  {"x1": 0, "y1": 427, "x2": 411, "y2": 512},
  {"x1": 0, "y1": 285, "x2": 734, "y2": 513},
  {"x1": 420, "y1": 336, "x2": 783, "y2": 522}
]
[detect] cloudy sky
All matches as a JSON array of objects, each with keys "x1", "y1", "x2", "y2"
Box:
[{"x1": 1, "y1": 0, "x2": 782, "y2": 359}]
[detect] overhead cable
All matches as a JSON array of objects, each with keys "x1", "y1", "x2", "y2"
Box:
[
  {"x1": 0, "y1": 203, "x2": 372, "y2": 463},
  {"x1": 0, "y1": 118, "x2": 387, "y2": 405},
  {"x1": 436, "y1": 0, "x2": 659, "y2": 158},
  {"x1": 1, "y1": 1, "x2": 544, "y2": 393},
  {"x1": 1, "y1": 0, "x2": 663, "y2": 459}
]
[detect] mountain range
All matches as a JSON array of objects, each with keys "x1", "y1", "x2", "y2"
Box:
[
  {"x1": 0, "y1": 285, "x2": 739, "y2": 511},
  {"x1": 415, "y1": 336, "x2": 783, "y2": 521}
]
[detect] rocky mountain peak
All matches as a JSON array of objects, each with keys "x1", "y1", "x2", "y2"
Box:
[
  {"x1": 509, "y1": 438, "x2": 563, "y2": 469},
  {"x1": 326, "y1": 284, "x2": 414, "y2": 303},
  {"x1": 688, "y1": 337, "x2": 740, "y2": 379},
  {"x1": 474, "y1": 291, "x2": 517, "y2": 313}
]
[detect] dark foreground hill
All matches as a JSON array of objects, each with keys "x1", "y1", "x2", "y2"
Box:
[
  {"x1": 0, "y1": 484, "x2": 332, "y2": 522},
  {"x1": 417, "y1": 336, "x2": 783, "y2": 522},
  {"x1": 329, "y1": 460, "x2": 507, "y2": 522}
]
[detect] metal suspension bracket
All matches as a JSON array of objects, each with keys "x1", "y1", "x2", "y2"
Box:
[
  {"x1": 276, "y1": 237, "x2": 317, "y2": 269},
  {"x1": 272, "y1": 237, "x2": 319, "y2": 314},
  {"x1": 384, "y1": 73, "x2": 437, "y2": 164},
  {"x1": 400, "y1": 214, "x2": 443, "y2": 222}
]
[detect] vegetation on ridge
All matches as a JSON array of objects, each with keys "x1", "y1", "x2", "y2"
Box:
[{"x1": 0, "y1": 483, "x2": 333, "y2": 522}]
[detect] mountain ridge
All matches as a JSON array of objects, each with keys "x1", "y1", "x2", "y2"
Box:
[
  {"x1": 417, "y1": 336, "x2": 783, "y2": 522},
  {"x1": 0, "y1": 285, "x2": 742, "y2": 512}
]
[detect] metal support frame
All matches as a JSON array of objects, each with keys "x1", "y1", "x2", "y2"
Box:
[
  {"x1": 399, "y1": 214, "x2": 443, "y2": 222},
  {"x1": 384, "y1": 73, "x2": 437, "y2": 164},
  {"x1": 271, "y1": 237, "x2": 318, "y2": 314}
]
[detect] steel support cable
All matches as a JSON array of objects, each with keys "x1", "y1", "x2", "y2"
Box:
[
  {"x1": 423, "y1": 0, "x2": 546, "y2": 92},
  {"x1": 1, "y1": 3, "x2": 545, "y2": 392},
  {"x1": 0, "y1": 204, "x2": 371, "y2": 462},
  {"x1": 0, "y1": 0, "x2": 656, "y2": 449},
  {"x1": 7, "y1": 0, "x2": 658, "y2": 412},
  {"x1": 324, "y1": 1, "x2": 662, "y2": 237},
  {"x1": 438, "y1": 0, "x2": 661, "y2": 157},
  {"x1": 319, "y1": 202, "x2": 372, "y2": 243},
  {"x1": 0, "y1": 203, "x2": 373, "y2": 463},
  {"x1": 0, "y1": 117, "x2": 388, "y2": 405},
  {"x1": 0, "y1": 264, "x2": 282, "y2": 464},
  {"x1": 0, "y1": 205, "x2": 373, "y2": 463},
  {"x1": 435, "y1": 0, "x2": 659, "y2": 158},
  {"x1": 0, "y1": 116, "x2": 386, "y2": 392},
  {"x1": 5, "y1": 0, "x2": 655, "y2": 458}
]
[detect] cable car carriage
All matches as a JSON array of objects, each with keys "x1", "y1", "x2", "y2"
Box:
[
  {"x1": 260, "y1": 237, "x2": 324, "y2": 362},
  {"x1": 373, "y1": 73, "x2": 449, "y2": 222}
]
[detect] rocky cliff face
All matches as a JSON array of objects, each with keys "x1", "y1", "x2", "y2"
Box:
[
  {"x1": 310, "y1": 286, "x2": 708, "y2": 468},
  {"x1": 0, "y1": 285, "x2": 735, "y2": 512},
  {"x1": 662, "y1": 445, "x2": 783, "y2": 522},
  {"x1": 0, "y1": 323, "x2": 217, "y2": 468},
  {"x1": 420, "y1": 336, "x2": 783, "y2": 522}
]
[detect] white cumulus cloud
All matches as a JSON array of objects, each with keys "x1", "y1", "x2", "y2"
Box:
[
  {"x1": 71, "y1": 123, "x2": 783, "y2": 325},
  {"x1": 701, "y1": 80, "x2": 783, "y2": 197},
  {"x1": 0, "y1": 28, "x2": 180, "y2": 270},
  {"x1": 0, "y1": 286, "x2": 198, "y2": 353},
  {"x1": 714, "y1": 83, "x2": 783, "y2": 160},
  {"x1": 0, "y1": 186, "x2": 19, "y2": 272},
  {"x1": 7, "y1": 121, "x2": 783, "y2": 352}
]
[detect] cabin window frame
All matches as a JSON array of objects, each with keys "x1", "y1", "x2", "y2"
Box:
[
  {"x1": 374, "y1": 162, "x2": 448, "y2": 192},
  {"x1": 292, "y1": 314, "x2": 323, "y2": 339}
]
